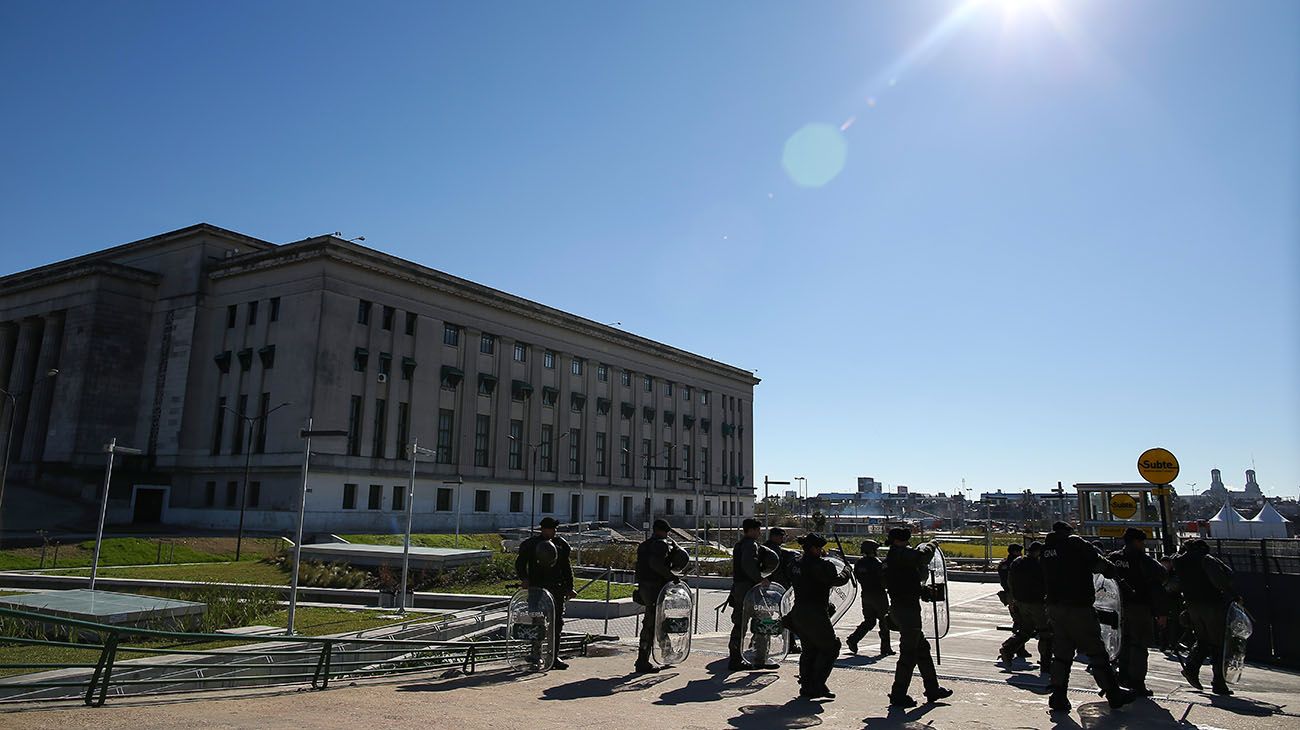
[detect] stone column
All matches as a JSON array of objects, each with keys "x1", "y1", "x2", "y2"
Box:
[
  {"x1": 23, "y1": 312, "x2": 65, "y2": 466},
  {"x1": 0, "y1": 323, "x2": 18, "y2": 393},
  {"x1": 4, "y1": 317, "x2": 44, "y2": 464}
]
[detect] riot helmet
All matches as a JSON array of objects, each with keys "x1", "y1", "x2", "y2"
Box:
[{"x1": 533, "y1": 539, "x2": 559, "y2": 568}]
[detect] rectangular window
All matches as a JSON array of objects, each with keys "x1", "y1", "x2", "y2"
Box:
[
  {"x1": 664, "y1": 381, "x2": 673, "y2": 397},
  {"x1": 247, "y1": 300, "x2": 259, "y2": 326},
  {"x1": 231, "y1": 394, "x2": 248, "y2": 455},
  {"x1": 542, "y1": 492, "x2": 555, "y2": 513},
  {"x1": 226, "y1": 305, "x2": 237, "y2": 329},
  {"x1": 382, "y1": 305, "x2": 395, "y2": 331},
  {"x1": 701, "y1": 390, "x2": 710, "y2": 406},
  {"x1": 372, "y1": 399, "x2": 387, "y2": 459},
  {"x1": 620, "y1": 436, "x2": 630, "y2": 478},
  {"x1": 510, "y1": 491, "x2": 524, "y2": 513},
  {"x1": 543, "y1": 351, "x2": 555, "y2": 369},
  {"x1": 644, "y1": 375, "x2": 653, "y2": 392},
  {"x1": 597, "y1": 364, "x2": 608, "y2": 382},
  {"x1": 705, "y1": 500, "x2": 712, "y2": 516},
  {"x1": 269, "y1": 297, "x2": 280, "y2": 322},
  {"x1": 347, "y1": 396, "x2": 364, "y2": 456},
  {"x1": 354, "y1": 347, "x2": 368, "y2": 372},
  {"x1": 480, "y1": 333, "x2": 495, "y2": 354},
  {"x1": 443, "y1": 323, "x2": 461, "y2": 346},
  {"x1": 368, "y1": 484, "x2": 383, "y2": 510},
  {"x1": 683, "y1": 385, "x2": 691, "y2": 401},
  {"x1": 571, "y1": 358, "x2": 584, "y2": 376},
  {"x1": 204, "y1": 481, "x2": 216, "y2": 507},
  {"x1": 621, "y1": 370, "x2": 631, "y2": 386},
  {"x1": 436, "y1": 409, "x2": 454, "y2": 463},
  {"x1": 405, "y1": 312, "x2": 417, "y2": 336},
  {"x1": 474, "y1": 414, "x2": 491, "y2": 467},
  {"x1": 542, "y1": 388, "x2": 558, "y2": 407},
  {"x1": 702, "y1": 446, "x2": 710, "y2": 485},
  {"x1": 392, "y1": 485, "x2": 405, "y2": 512},
  {"x1": 569, "y1": 428, "x2": 582, "y2": 475},
  {"x1": 509, "y1": 420, "x2": 523, "y2": 469},
  {"x1": 474, "y1": 489, "x2": 490, "y2": 512},
  {"x1": 396, "y1": 402, "x2": 410, "y2": 457},
  {"x1": 540, "y1": 425, "x2": 553, "y2": 472},
  {"x1": 358, "y1": 300, "x2": 372, "y2": 325},
  {"x1": 570, "y1": 393, "x2": 585, "y2": 412},
  {"x1": 682, "y1": 445, "x2": 692, "y2": 478},
  {"x1": 436, "y1": 488, "x2": 452, "y2": 511},
  {"x1": 686, "y1": 499, "x2": 693, "y2": 516},
  {"x1": 226, "y1": 481, "x2": 238, "y2": 507},
  {"x1": 378, "y1": 353, "x2": 392, "y2": 377},
  {"x1": 343, "y1": 483, "x2": 357, "y2": 510},
  {"x1": 664, "y1": 441, "x2": 673, "y2": 484},
  {"x1": 666, "y1": 498, "x2": 675, "y2": 516},
  {"x1": 514, "y1": 342, "x2": 528, "y2": 362},
  {"x1": 212, "y1": 397, "x2": 227, "y2": 454},
  {"x1": 642, "y1": 438, "x2": 652, "y2": 479},
  {"x1": 254, "y1": 392, "x2": 270, "y2": 453},
  {"x1": 595, "y1": 432, "x2": 606, "y2": 477}
]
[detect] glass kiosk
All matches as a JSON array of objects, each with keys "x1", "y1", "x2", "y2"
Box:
[{"x1": 1073, "y1": 482, "x2": 1168, "y2": 544}]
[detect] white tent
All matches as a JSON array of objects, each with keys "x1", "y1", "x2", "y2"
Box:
[
  {"x1": 1248, "y1": 502, "x2": 1291, "y2": 539},
  {"x1": 1206, "y1": 501, "x2": 1252, "y2": 539}
]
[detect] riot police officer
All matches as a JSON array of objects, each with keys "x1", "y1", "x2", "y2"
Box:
[
  {"x1": 1040, "y1": 521, "x2": 1134, "y2": 711},
  {"x1": 1106, "y1": 527, "x2": 1167, "y2": 695},
  {"x1": 997, "y1": 544, "x2": 1029, "y2": 659},
  {"x1": 635, "y1": 519, "x2": 685, "y2": 673},
  {"x1": 1173, "y1": 538, "x2": 1240, "y2": 695},
  {"x1": 884, "y1": 527, "x2": 952, "y2": 708},
  {"x1": 1000, "y1": 540, "x2": 1051, "y2": 671},
  {"x1": 764, "y1": 527, "x2": 802, "y2": 654},
  {"x1": 787, "y1": 533, "x2": 851, "y2": 700},
  {"x1": 728, "y1": 518, "x2": 770, "y2": 671},
  {"x1": 516, "y1": 517, "x2": 576, "y2": 670},
  {"x1": 846, "y1": 539, "x2": 893, "y2": 656}
]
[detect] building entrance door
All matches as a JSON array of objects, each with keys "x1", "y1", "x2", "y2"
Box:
[
  {"x1": 133, "y1": 488, "x2": 165, "y2": 523},
  {"x1": 597, "y1": 495, "x2": 609, "y2": 522},
  {"x1": 622, "y1": 496, "x2": 633, "y2": 525},
  {"x1": 570, "y1": 493, "x2": 581, "y2": 524}
]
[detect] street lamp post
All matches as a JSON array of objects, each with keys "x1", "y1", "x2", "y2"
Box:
[
  {"x1": 225, "y1": 401, "x2": 290, "y2": 561},
  {"x1": 89, "y1": 438, "x2": 142, "y2": 590},
  {"x1": 399, "y1": 439, "x2": 437, "y2": 614},
  {"x1": 645, "y1": 445, "x2": 677, "y2": 538},
  {"x1": 510, "y1": 433, "x2": 565, "y2": 534},
  {"x1": 0, "y1": 368, "x2": 60, "y2": 533},
  {"x1": 563, "y1": 476, "x2": 585, "y2": 563},
  {"x1": 448, "y1": 476, "x2": 465, "y2": 547},
  {"x1": 793, "y1": 476, "x2": 807, "y2": 530},
  {"x1": 288, "y1": 419, "x2": 348, "y2": 635},
  {"x1": 762, "y1": 476, "x2": 791, "y2": 527}
]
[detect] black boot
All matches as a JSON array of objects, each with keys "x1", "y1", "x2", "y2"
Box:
[{"x1": 1049, "y1": 689, "x2": 1071, "y2": 712}]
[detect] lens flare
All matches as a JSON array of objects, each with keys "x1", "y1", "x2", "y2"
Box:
[{"x1": 782, "y1": 123, "x2": 848, "y2": 188}]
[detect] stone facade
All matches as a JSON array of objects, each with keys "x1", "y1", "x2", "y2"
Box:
[{"x1": 0, "y1": 224, "x2": 759, "y2": 534}]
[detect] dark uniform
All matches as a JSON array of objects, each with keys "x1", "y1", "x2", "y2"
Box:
[
  {"x1": 1107, "y1": 539, "x2": 1167, "y2": 692},
  {"x1": 1173, "y1": 540, "x2": 1238, "y2": 693},
  {"x1": 846, "y1": 546, "x2": 892, "y2": 655},
  {"x1": 1000, "y1": 545, "x2": 1051, "y2": 669},
  {"x1": 515, "y1": 533, "x2": 574, "y2": 664},
  {"x1": 884, "y1": 537, "x2": 948, "y2": 705},
  {"x1": 764, "y1": 535, "x2": 801, "y2": 652},
  {"x1": 1040, "y1": 526, "x2": 1132, "y2": 711},
  {"x1": 728, "y1": 528, "x2": 765, "y2": 667},
  {"x1": 635, "y1": 530, "x2": 677, "y2": 670},
  {"x1": 787, "y1": 536, "x2": 850, "y2": 698}
]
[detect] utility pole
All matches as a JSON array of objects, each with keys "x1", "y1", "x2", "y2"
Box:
[
  {"x1": 763, "y1": 476, "x2": 791, "y2": 527},
  {"x1": 225, "y1": 401, "x2": 290, "y2": 561},
  {"x1": 89, "y1": 438, "x2": 142, "y2": 590}
]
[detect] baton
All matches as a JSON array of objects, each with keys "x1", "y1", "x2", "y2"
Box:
[{"x1": 833, "y1": 533, "x2": 857, "y2": 587}]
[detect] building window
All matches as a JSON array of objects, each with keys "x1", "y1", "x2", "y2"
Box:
[
  {"x1": 701, "y1": 390, "x2": 710, "y2": 406},
  {"x1": 682, "y1": 445, "x2": 692, "y2": 478},
  {"x1": 570, "y1": 393, "x2": 586, "y2": 413},
  {"x1": 254, "y1": 393, "x2": 270, "y2": 453},
  {"x1": 436, "y1": 487, "x2": 452, "y2": 511},
  {"x1": 543, "y1": 351, "x2": 555, "y2": 369},
  {"x1": 231, "y1": 395, "x2": 248, "y2": 454},
  {"x1": 358, "y1": 300, "x2": 372, "y2": 325},
  {"x1": 343, "y1": 483, "x2": 357, "y2": 510},
  {"x1": 666, "y1": 498, "x2": 675, "y2": 516},
  {"x1": 664, "y1": 381, "x2": 673, "y2": 397},
  {"x1": 514, "y1": 342, "x2": 528, "y2": 362},
  {"x1": 644, "y1": 375, "x2": 653, "y2": 392},
  {"x1": 237, "y1": 348, "x2": 253, "y2": 372},
  {"x1": 223, "y1": 481, "x2": 237, "y2": 507},
  {"x1": 204, "y1": 481, "x2": 216, "y2": 507},
  {"x1": 683, "y1": 385, "x2": 691, "y2": 401},
  {"x1": 382, "y1": 305, "x2": 395, "y2": 331},
  {"x1": 226, "y1": 305, "x2": 237, "y2": 329},
  {"x1": 597, "y1": 364, "x2": 608, "y2": 382},
  {"x1": 569, "y1": 428, "x2": 582, "y2": 475},
  {"x1": 354, "y1": 347, "x2": 369, "y2": 372},
  {"x1": 571, "y1": 358, "x2": 584, "y2": 376},
  {"x1": 474, "y1": 490, "x2": 490, "y2": 512},
  {"x1": 509, "y1": 420, "x2": 523, "y2": 469},
  {"x1": 444, "y1": 323, "x2": 461, "y2": 346},
  {"x1": 347, "y1": 396, "x2": 363, "y2": 456},
  {"x1": 704, "y1": 500, "x2": 712, "y2": 516},
  {"x1": 212, "y1": 397, "x2": 227, "y2": 454},
  {"x1": 480, "y1": 333, "x2": 496, "y2": 354},
  {"x1": 702, "y1": 446, "x2": 710, "y2": 485},
  {"x1": 474, "y1": 414, "x2": 491, "y2": 467},
  {"x1": 378, "y1": 353, "x2": 392, "y2": 377},
  {"x1": 372, "y1": 399, "x2": 387, "y2": 458},
  {"x1": 436, "y1": 409, "x2": 454, "y2": 464},
  {"x1": 686, "y1": 499, "x2": 694, "y2": 515},
  {"x1": 405, "y1": 312, "x2": 417, "y2": 336},
  {"x1": 392, "y1": 485, "x2": 405, "y2": 512},
  {"x1": 642, "y1": 439, "x2": 652, "y2": 478},
  {"x1": 540, "y1": 425, "x2": 554, "y2": 472},
  {"x1": 595, "y1": 432, "x2": 606, "y2": 477},
  {"x1": 369, "y1": 484, "x2": 383, "y2": 510},
  {"x1": 542, "y1": 387, "x2": 558, "y2": 407},
  {"x1": 596, "y1": 398, "x2": 611, "y2": 416},
  {"x1": 247, "y1": 300, "x2": 259, "y2": 326},
  {"x1": 396, "y1": 402, "x2": 410, "y2": 457},
  {"x1": 478, "y1": 374, "x2": 497, "y2": 396},
  {"x1": 620, "y1": 436, "x2": 630, "y2": 478},
  {"x1": 510, "y1": 491, "x2": 524, "y2": 513},
  {"x1": 621, "y1": 370, "x2": 632, "y2": 387},
  {"x1": 401, "y1": 357, "x2": 416, "y2": 380},
  {"x1": 258, "y1": 345, "x2": 276, "y2": 369},
  {"x1": 542, "y1": 492, "x2": 555, "y2": 513},
  {"x1": 269, "y1": 297, "x2": 280, "y2": 322}
]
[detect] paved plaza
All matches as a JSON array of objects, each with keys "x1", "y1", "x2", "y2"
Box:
[{"x1": 4, "y1": 583, "x2": 1296, "y2": 729}]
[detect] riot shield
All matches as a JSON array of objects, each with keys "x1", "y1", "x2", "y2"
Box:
[
  {"x1": 1223, "y1": 600, "x2": 1253, "y2": 686},
  {"x1": 653, "y1": 581, "x2": 694, "y2": 666},
  {"x1": 508, "y1": 587, "x2": 556, "y2": 672},
  {"x1": 1092, "y1": 574, "x2": 1122, "y2": 663},
  {"x1": 741, "y1": 582, "x2": 789, "y2": 666},
  {"x1": 826, "y1": 554, "x2": 859, "y2": 626},
  {"x1": 920, "y1": 546, "x2": 950, "y2": 640}
]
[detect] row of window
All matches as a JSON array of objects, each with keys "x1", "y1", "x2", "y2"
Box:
[
  {"x1": 215, "y1": 346, "x2": 275, "y2": 374},
  {"x1": 225, "y1": 298, "x2": 281, "y2": 329},
  {"x1": 204, "y1": 480, "x2": 260, "y2": 508},
  {"x1": 358, "y1": 300, "x2": 419, "y2": 335},
  {"x1": 338, "y1": 483, "x2": 741, "y2": 516},
  {"x1": 211, "y1": 393, "x2": 274, "y2": 455}
]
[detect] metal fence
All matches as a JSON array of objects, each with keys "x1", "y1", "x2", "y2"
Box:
[{"x1": 1205, "y1": 539, "x2": 1300, "y2": 667}]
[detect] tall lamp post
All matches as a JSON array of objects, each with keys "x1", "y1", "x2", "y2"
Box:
[
  {"x1": 644, "y1": 444, "x2": 677, "y2": 538},
  {"x1": 762, "y1": 476, "x2": 791, "y2": 527},
  {"x1": 447, "y1": 476, "x2": 465, "y2": 546},
  {"x1": 0, "y1": 368, "x2": 60, "y2": 533},
  {"x1": 793, "y1": 476, "x2": 807, "y2": 530},
  {"x1": 510, "y1": 432, "x2": 566, "y2": 534},
  {"x1": 563, "y1": 475, "x2": 585, "y2": 563},
  {"x1": 288, "y1": 419, "x2": 348, "y2": 635},
  {"x1": 400, "y1": 439, "x2": 437, "y2": 615},
  {"x1": 224, "y1": 401, "x2": 290, "y2": 561},
  {"x1": 89, "y1": 437, "x2": 142, "y2": 590}
]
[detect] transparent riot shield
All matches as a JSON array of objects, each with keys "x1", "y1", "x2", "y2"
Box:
[
  {"x1": 508, "y1": 587, "x2": 556, "y2": 672},
  {"x1": 1093, "y1": 574, "x2": 1122, "y2": 663},
  {"x1": 826, "y1": 554, "x2": 859, "y2": 626},
  {"x1": 1223, "y1": 601, "x2": 1253, "y2": 686},
  {"x1": 920, "y1": 546, "x2": 950, "y2": 640},
  {"x1": 653, "y1": 581, "x2": 694, "y2": 666},
  {"x1": 741, "y1": 582, "x2": 789, "y2": 666}
]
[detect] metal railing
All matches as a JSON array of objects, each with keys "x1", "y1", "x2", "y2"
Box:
[{"x1": 0, "y1": 605, "x2": 599, "y2": 707}]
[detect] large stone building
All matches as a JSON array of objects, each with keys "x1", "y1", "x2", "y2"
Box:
[{"x1": 0, "y1": 224, "x2": 758, "y2": 533}]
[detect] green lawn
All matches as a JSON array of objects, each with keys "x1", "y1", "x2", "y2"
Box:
[
  {"x1": 43, "y1": 561, "x2": 290, "y2": 585},
  {"x1": 341, "y1": 533, "x2": 505, "y2": 552},
  {"x1": 432, "y1": 577, "x2": 635, "y2": 601},
  {"x1": 0, "y1": 537, "x2": 283, "y2": 571}
]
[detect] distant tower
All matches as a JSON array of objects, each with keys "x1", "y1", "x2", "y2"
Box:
[
  {"x1": 1209, "y1": 469, "x2": 1227, "y2": 496},
  {"x1": 1245, "y1": 469, "x2": 1262, "y2": 498}
]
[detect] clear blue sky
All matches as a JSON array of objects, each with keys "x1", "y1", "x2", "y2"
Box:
[{"x1": 2, "y1": 1, "x2": 1297, "y2": 503}]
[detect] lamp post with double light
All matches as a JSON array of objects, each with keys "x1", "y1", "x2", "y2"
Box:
[
  {"x1": 287, "y1": 420, "x2": 348, "y2": 635},
  {"x1": 224, "y1": 401, "x2": 290, "y2": 561}
]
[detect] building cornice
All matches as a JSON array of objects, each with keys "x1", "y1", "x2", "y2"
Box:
[{"x1": 0, "y1": 260, "x2": 161, "y2": 298}]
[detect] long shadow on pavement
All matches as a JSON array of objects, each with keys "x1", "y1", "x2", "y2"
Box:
[
  {"x1": 540, "y1": 672, "x2": 678, "y2": 700},
  {"x1": 396, "y1": 669, "x2": 537, "y2": 693},
  {"x1": 654, "y1": 672, "x2": 780, "y2": 705},
  {"x1": 861, "y1": 701, "x2": 940, "y2": 728},
  {"x1": 729, "y1": 698, "x2": 825, "y2": 729}
]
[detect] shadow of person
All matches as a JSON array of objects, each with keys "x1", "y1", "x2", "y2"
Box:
[
  {"x1": 839, "y1": 654, "x2": 887, "y2": 668},
  {"x1": 1006, "y1": 673, "x2": 1052, "y2": 694},
  {"x1": 396, "y1": 669, "x2": 523, "y2": 693},
  {"x1": 1075, "y1": 697, "x2": 1195, "y2": 730},
  {"x1": 655, "y1": 673, "x2": 780, "y2": 705},
  {"x1": 540, "y1": 672, "x2": 678, "y2": 701},
  {"x1": 861, "y1": 701, "x2": 940, "y2": 728},
  {"x1": 1207, "y1": 694, "x2": 1285, "y2": 717},
  {"x1": 730, "y1": 699, "x2": 824, "y2": 729}
]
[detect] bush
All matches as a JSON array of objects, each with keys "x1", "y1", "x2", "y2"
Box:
[{"x1": 576, "y1": 544, "x2": 638, "y2": 571}]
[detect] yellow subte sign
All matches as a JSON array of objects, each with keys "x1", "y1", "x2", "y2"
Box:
[
  {"x1": 1110, "y1": 493, "x2": 1138, "y2": 519},
  {"x1": 1138, "y1": 447, "x2": 1179, "y2": 485}
]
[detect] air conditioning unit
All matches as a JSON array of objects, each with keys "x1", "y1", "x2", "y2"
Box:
[{"x1": 377, "y1": 373, "x2": 388, "y2": 384}]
